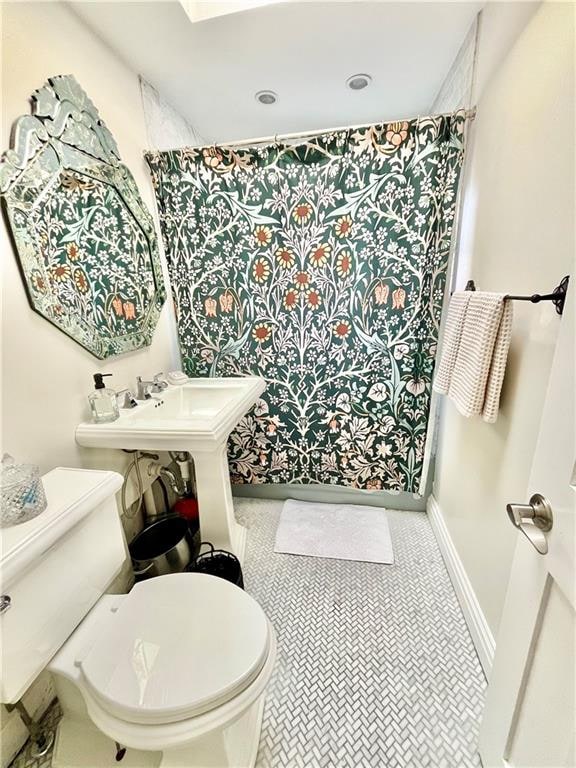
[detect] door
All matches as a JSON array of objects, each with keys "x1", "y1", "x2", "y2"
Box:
[{"x1": 478, "y1": 285, "x2": 575, "y2": 767}]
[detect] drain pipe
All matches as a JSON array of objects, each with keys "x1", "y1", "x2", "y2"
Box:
[
  {"x1": 170, "y1": 451, "x2": 193, "y2": 496},
  {"x1": 143, "y1": 480, "x2": 158, "y2": 520},
  {"x1": 5, "y1": 700, "x2": 54, "y2": 758},
  {"x1": 145, "y1": 462, "x2": 186, "y2": 520},
  {"x1": 157, "y1": 466, "x2": 185, "y2": 496}
]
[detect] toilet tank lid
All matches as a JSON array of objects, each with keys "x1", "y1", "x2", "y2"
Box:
[{"x1": 0, "y1": 468, "x2": 123, "y2": 589}]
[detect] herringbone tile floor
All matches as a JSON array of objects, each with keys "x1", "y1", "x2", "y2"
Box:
[
  {"x1": 10, "y1": 500, "x2": 485, "y2": 768},
  {"x1": 236, "y1": 499, "x2": 486, "y2": 768}
]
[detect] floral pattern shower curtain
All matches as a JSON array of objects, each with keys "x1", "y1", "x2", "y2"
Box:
[{"x1": 146, "y1": 113, "x2": 465, "y2": 493}]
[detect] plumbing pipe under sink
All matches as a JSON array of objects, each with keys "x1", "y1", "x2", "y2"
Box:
[
  {"x1": 170, "y1": 451, "x2": 194, "y2": 496},
  {"x1": 144, "y1": 462, "x2": 185, "y2": 520}
]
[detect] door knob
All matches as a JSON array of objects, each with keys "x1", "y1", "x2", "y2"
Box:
[
  {"x1": 506, "y1": 493, "x2": 553, "y2": 555},
  {"x1": 0, "y1": 595, "x2": 11, "y2": 614}
]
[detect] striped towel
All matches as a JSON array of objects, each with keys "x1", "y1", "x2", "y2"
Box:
[{"x1": 434, "y1": 292, "x2": 513, "y2": 422}]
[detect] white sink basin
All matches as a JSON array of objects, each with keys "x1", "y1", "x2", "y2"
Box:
[
  {"x1": 77, "y1": 377, "x2": 265, "y2": 452},
  {"x1": 76, "y1": 377, "x2": 266, "y2": 561}
]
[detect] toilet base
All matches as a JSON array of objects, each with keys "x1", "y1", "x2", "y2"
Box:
[
  {"x1": 52, "y1": 716, "x2": 161, "y2": 768},
  {"x1": 158, "y1": 698, "x2": 264, "y2": 768},
  {"x1": 52, "y1": 675, "x2": 265, "y2": 768}
]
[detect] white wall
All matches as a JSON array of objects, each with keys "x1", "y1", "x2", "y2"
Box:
[
  {"x1": 140, "y1": 76, "x2": 200, "y2": 150},
  {"x1": 0, "y1": 4, "x2": 180, "y2": 763},
  {"x1": 430, "y1": 14, "x2": 478, "y2": 114},
  {"x1": 433, "y1": 1, "x2": 575, "y2": 640},
  {"x1": 1, "y1": 2, "x2": 180, "y2": 475}
]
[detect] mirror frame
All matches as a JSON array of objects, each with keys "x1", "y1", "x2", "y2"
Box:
[{"x1": 0, "y1": 75, "x2": 166, "y2": 359}]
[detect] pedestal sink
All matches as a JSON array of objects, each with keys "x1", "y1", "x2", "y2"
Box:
[{"x1": 76, "y1": 377, "x2": 265, "y2": 562}]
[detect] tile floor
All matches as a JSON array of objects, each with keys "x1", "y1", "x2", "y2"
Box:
[
  {"x1": 8, "y1": 701, "x2": 61, "y2": 768},
  {"x1": 10, "y1": 499, "x2": 486, "y2": 768}
]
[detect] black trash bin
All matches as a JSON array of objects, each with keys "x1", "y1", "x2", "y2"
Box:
[{"x1": 187, "y1": 542, "x2": 244, "y2": 589}]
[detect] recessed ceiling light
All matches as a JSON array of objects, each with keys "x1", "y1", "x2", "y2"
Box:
[
  {"x1": 256, "y1": 90, "x2": 278, "y2": 105},
  {"x1": 346, "y1": 74, "x2": 372, "y2": 91}
]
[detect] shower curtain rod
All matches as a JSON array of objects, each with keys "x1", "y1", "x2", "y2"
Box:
[{"x1": 198, "y1": 107, "x2": 477, "y2": 150}]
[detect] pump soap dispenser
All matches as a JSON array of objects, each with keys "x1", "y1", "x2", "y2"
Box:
[{"x1": 88, "y1": 373, "x2": 120, "y2": 423}]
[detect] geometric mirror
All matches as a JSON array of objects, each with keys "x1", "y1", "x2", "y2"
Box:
[{"x1": 0, "y1": 75, "x2": 165, "y2": 358}]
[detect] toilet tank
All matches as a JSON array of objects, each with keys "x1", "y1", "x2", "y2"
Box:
[{"x1": 0, "y1": 467, "x2": 125, "y2": 703}]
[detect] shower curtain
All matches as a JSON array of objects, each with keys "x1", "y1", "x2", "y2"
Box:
[{"x1": 146, "y1": 112, "x2": 465, "y2": 493}]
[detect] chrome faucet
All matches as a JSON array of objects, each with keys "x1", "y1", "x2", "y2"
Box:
[
  {"x1": 136, "y1": 376, "x2": 155, "y2": 400},
  {"x1": 136, "y1": 373, "x2": 169, "y2": 400},
  {"x1": 152, "y1": 372, "x2": 169, "y2": 391}
]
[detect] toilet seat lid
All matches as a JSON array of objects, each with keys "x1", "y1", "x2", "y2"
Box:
[{"x1": 79, "y1": 573, "x2": 270, "y2": 725}]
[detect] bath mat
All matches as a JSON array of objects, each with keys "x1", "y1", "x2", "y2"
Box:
[{"x1": 274, "y1": 499, "x2": 394, "y2": 564}]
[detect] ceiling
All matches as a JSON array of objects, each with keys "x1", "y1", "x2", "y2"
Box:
[{"x1": 71, "y1": 1, "x2": 482, "y2": 144}]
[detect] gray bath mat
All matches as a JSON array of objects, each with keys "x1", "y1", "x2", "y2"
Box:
[{"x1": 274, "y1": 499, "x2": 394, "y2": 564}]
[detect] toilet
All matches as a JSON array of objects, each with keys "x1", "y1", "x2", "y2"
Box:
[{"x1": 0, "y1": 468, "x2": 276, "y2": 768}]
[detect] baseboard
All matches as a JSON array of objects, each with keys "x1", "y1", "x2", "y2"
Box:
[
  {"x1": 427, "y1": 494, "x2": 495, "y2": 678},
  {"x1": 232, "y1": 483, "x2": 427, "y2": 512}
]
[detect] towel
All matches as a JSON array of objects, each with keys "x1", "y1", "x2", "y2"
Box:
[
  {"x1": 433, "y1": 291, "x2": 472, "y2": 395},
  {"x1": 479, "y1": 297, "x2": 514, "y2": 422},
  {"x1": 434, "y1": 291, "x2": 513, "y2": 422}
]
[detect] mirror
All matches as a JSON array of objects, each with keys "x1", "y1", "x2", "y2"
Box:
[{"x1": 0, "y1": 75, "x2": 165, "y2": 359}]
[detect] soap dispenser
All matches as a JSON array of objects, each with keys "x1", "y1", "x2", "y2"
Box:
[{"x1": 88, "y1": 373, "x2": 120, "y2": 423}]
